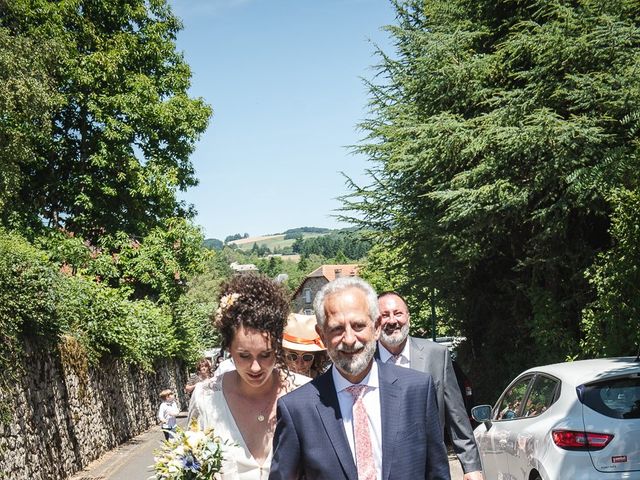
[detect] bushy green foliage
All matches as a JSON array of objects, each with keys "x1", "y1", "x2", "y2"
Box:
[
  {"x1": 184, "y1": 251, "x2": 234, "y2": 349},
  {"x1": 292, "y1": 229, "x2": 372, "y2": 260},
  {"x1": 0, "y1": 26, "x2": 61, "y2": 219},
  {"x1": 204, "y1": 238, "x2": 224, "y2": 251},
  {"x1": 581, "y1": 188, "x2": 640, "y2": 357},
  {"x1": 100, "y1": 218, "x2": 211, "y2": 303},
  {"x1": 283, "y1": 227, "x2": 331, "y2": 239},
  {"x1": 0, "y1": 229, "x2": 204, "y2": 422},
  {"x1": 37, "y1": 218, "x2": 210, "y2": 304},
  {"x1": 224, "y1": 233, "x2": 249, "y2": 243},
  {"x1": 343, "y1": 0, "x2": 640, "y2": 400},
  {"x1": 0, "y1": 0, "x2": 212, "y2": 240}
]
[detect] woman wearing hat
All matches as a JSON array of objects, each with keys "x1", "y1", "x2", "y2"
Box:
[{"x1": 283, "y1": 313, "x2": 329, "y2": 379}]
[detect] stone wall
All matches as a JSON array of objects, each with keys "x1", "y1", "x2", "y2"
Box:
[{"x1": 0, "y1": 336, "x2": 188, "y2": 480}]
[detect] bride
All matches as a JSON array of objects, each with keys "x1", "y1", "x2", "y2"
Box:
[{"x1": 189, "y1": 273, "x2": 309, "y2": 480}]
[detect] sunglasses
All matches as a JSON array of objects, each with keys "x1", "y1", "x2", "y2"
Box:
[{"x1": 286, "y1": 352, "x2": 315, "y2": 362}]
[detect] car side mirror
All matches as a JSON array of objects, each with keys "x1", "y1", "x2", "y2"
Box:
[{"x1": 472, "y1": 405, "x2": 493, "y2": 425}]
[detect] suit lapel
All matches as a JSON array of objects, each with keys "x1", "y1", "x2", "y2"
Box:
[
  {"x1": 315, "y1": 370, "x2": 358, "y2": 480},
  {"x1": 409, "y1": 336, "x2": 426, "y2": 371},
  {"x1": 378, "y1": 361, "x2": 400, "y2": 480}
]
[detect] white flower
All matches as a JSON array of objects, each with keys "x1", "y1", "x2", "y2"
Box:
[
  {"x1": 151, "y1": 423, "x2": 230, "y2": 479},
  {"x1": 173, "y1": 445, "x2": 185, "y2": 456},
  {"x1": 185, "y1": 430, "x2": 206, "y2": 449},
  {"x1": 215, "y1": 292, "x2": 241, "y2": 320}
]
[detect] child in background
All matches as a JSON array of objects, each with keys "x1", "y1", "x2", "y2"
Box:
[{"x1": 157, "y1": 389, "x2": 179, "y2": 440}]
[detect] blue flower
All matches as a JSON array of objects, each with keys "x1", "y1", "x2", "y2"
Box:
[{"x1": 181, "y1": 454, "x2": 201, "y2": 472}]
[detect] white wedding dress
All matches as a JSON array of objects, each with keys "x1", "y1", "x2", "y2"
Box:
[{"x1": 188, "y1": 370, "x2": 310, "y2": 480}]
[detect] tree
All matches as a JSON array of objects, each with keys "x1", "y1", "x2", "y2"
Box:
[
  {"x1": 203, "y1": 238, "x2": 224, "y2": 251},
  {"x1": 581, "y1": 188, "x2": 640, "y2": 357},
  {"x1": 0, "y1": 27, "x2": 60, "y2": 218},
  {"x1": 342, "y1": 0, "x2": 640, "y2": 400},
  {"x1": 0, "y1": 0, "x2": 212, "y2": 240},
  {"x1": 292, "y1": 235, "x2": 304, "y2": 253}
]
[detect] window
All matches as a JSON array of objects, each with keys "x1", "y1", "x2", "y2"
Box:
[
  {"x1": 303, "y1": 288, "x2": 312, "y2": 304},
  {"x1": 523, "y1": 375, "x2": 559, "y2": 417},
  {"x1": 580, "y1": 376, "x2": 640, "y2": 419},
  {"x1": 495, "y1": 375, "x2": 533, "y2": 421}
]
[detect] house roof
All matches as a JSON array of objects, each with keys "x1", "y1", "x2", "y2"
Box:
[
  {"x1": 307, "y1": 264, "x2": 359, "y2": 281},
  {"x1": 292, "y1": 264, "x2": 360, "y2": 298}
]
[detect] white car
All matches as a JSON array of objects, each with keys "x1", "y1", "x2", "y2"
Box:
[{"x1": 472, "y1": 357, "x2": 640, "y2": 479}]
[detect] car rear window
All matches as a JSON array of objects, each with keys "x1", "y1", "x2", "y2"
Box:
[{"x1": 580, "y1": 376, "x2": 640, "y2": 419}]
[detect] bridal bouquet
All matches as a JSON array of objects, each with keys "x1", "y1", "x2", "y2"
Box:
[{"x1": 151, "y1": 422, "x2": 231, "y2": 479}]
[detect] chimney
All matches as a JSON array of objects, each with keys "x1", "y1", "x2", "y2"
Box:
[{"x1": 334, "y1": 268, "x2": 342, "y2": 278}]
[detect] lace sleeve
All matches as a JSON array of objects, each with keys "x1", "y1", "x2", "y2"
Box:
[{"x1": 187, "y1": 373, "x2": 228, "y2": 429}]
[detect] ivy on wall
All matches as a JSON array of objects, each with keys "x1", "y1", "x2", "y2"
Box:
[{"x1": 0, "y1": 230, "x2": 205, "y2": 423}]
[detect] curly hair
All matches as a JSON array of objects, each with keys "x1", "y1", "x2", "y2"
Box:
[
  {"x1": 195, "y1": 358, "x2": 212, "y2": 374},
  {"x1": 214, "y1": 273, "x2": 290, "y2": 372}
]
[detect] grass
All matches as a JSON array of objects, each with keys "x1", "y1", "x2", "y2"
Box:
[{"x1": 229, "y1": 232, "x2": 326, "y2": 252}]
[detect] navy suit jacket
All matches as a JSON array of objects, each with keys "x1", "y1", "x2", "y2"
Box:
[{"x1": 269, "y1": 360, "x2": 451, "y2": 480}]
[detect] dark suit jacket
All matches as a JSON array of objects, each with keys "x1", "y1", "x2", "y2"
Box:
[
  {"x1": 406, "y1": 337, "x2": 482, "y2": 473},
  {"x1": 269, "y1": 360, "x2": 450, "y2": 480}
]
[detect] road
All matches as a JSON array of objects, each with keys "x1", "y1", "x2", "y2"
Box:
[{"x1": 69, "y1": 414, "x2": 465, "y2": 479}]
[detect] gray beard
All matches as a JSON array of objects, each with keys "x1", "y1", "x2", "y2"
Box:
[
  {"x1": 380, "y1": 322, "x2": 409, "y2": 348},
  {"x1": 329, "y1": 339, "x2": 377, "y2": 378}
]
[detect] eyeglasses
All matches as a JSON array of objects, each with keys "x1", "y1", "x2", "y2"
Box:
[{"x1": 286, "y1": 352, "x2": 315, "y2": 363}]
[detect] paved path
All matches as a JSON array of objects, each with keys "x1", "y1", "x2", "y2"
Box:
[
  {"x1": 69, "y1": 414, "x2": 465, "y2": 480},
  {"x1": 69, "y1": 415, "x2": 188, "y2": 480}
]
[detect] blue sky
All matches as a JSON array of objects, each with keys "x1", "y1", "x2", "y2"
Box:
[{"x1": 170, "y1": 0, "x2": 395, "y2": 240}]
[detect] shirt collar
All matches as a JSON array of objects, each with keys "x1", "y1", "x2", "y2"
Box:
[
  {"x1": 378, "y1": 339, "x2": 410, "y2": 363},
  {"x1": 332, "y1": 358, "x2": 379, "y2": 392}
]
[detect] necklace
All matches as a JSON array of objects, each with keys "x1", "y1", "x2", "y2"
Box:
[
  {"x1": 256, "y1": 386, "x2": 277, "y2": 422},
  {"x1": 237, "y1": 371, "x2": 278, "y2": 422}
]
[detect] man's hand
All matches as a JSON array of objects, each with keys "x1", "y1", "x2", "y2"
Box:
[{"x1": 463, "y1": 471, "x2": 484, "y2": 480}]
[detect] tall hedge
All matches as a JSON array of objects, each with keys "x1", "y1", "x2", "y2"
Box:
[{"x1": 0, "y1": 229, "x2": 204, "y2": 422}]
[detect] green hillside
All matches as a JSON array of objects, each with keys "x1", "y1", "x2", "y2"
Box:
[{"x1": 229, "y1": 231, "x2": 327, "y2": 252}]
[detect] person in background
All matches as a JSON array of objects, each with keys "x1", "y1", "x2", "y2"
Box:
[
  {"x1": 189, "y1": 273, "x2": 310, "y2": 480},
  {"x1": 270, "y1": 276, "x2": 450, "y2": 480},
  {"x1": 283, "y1": 313, "x2": 329, "y2": 378},
  {"x1": 185, "y1": 358, "x2": 213, "y2": 396},
  {"x1": 377, "y1": 291, "x2": 484, "y2": 480},
  {"x1": 157, "y1": 389, "x2": 180, "y2": 440}
]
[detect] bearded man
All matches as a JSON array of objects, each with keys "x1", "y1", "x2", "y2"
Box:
[
  {"x1": 269, "y1": 277, "x2": 450, "y2": 480},
  {"x1": 377, "y1": 292, "x2": 483, "y2": 480}
]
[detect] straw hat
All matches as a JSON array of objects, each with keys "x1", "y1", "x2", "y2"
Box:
[{"x1": 283, "y1": 313, "x2": 326, "y2": 352}]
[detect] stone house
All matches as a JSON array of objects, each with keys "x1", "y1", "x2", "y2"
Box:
[{"x1": 291, "y1": 264, "x2": 359, "y2": 314}]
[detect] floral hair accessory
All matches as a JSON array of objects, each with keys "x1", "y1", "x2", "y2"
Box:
[{"x1": 215, "y1": 293, "x2": 241, "y2": 320}]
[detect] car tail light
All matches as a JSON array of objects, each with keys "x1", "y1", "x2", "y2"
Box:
[{"x1": 552, "y1": 430, "x2": 614, "y2": 450}]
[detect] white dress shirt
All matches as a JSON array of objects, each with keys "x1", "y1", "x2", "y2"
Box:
[
  {"x1": 378, "y1": 340, "x2": 411, "y2": 368},
  {"x1": 332, "y1": 361, "x2": 383, "y2": 480}
]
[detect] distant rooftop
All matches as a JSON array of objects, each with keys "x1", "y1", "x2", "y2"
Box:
[{"x1": 306, "y1": 264, "x2": 359, "y2": 281}]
